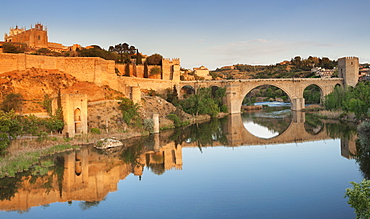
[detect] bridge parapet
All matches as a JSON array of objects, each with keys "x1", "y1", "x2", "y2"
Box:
[{"x1": 180, "y1": 78, "x2": 343, "y2": 113}]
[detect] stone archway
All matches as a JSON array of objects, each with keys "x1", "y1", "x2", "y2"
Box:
[{"x1": 74, "y1": 108, "x2": 82, "y2": 134}]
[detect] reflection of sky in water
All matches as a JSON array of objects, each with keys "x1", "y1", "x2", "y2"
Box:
[{"x1": 243, "y1": 121, "x2": 278, "y2": 139}]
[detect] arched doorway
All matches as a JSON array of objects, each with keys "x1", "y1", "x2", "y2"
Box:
[{"x1": 74, "y1": 108, "x2": 82, "y2": 134}]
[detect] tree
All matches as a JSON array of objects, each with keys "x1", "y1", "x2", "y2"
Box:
[
  {"x1": 345, "y1": 179, "x2": 370, "y2": 218},
  {"x1": 146, "y1": 54, "x2": 163, "y2": 65},
  {"x1": 0, "y1": 110, "x2": 21, "y2": 151},
  {"x1": 1, "y1": 93, "x2": 23, "y2": 112},
  {"x1": 108, "y1": 43, "x2": 135, "y2": 63},
  {"x1": 2, "y1": 43, "x2": 25, "y2": 53}
]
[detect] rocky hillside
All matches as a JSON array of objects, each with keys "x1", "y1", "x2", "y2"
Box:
[{"x1": 0, "y1": 68, "x2": 124, "y2": 113}]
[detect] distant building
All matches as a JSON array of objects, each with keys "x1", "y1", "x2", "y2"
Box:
[
  {"x1": 3, "y1": 23, "x2": 80, "y2": 52},
  {"x1": 193, "y1": 66, "x2": 211, "y2": 80},
  {"x1": 311, "y1": 67, "x2": 335, "y2": 78},
  {"x1": 220, "y1": 65, "x2": 235, "y2": 70},
  {"x1": 279, "y1": 61, "x2": 290, "y2": 65}
]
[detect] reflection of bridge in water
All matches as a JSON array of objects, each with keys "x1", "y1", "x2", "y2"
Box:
[
  {"x1": 0, "y1": 114, "x2": 356, "y2": 211},
  {"x1": 182, "y1": 112, "x2": 357, "y2": 158}
]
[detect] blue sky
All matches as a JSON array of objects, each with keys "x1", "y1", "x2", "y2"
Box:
[{"x1": 1, "y1": 0, "x2": 369, "y2": 69}]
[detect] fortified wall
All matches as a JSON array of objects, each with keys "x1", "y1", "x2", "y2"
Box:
[{"x1": 0, "y1": 53, "x2": 181, "y2": 97}]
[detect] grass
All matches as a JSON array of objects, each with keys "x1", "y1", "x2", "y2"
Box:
[{"x1": 0, "y1": 144, "x2": 78, "y2": 178}]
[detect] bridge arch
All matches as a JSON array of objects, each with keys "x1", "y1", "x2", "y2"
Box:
[
  {"x1": 179, "y1": 85, "x2": 195, "y2": 98},
  {"x1": 241, "y1": 84, "x2": 292, "y2": 107},
  {"x1": 303, "y1": 84, "x2": 323, "y2": 105},
  {"x1": 235, "y1": 81, "x2": 295, "y2": 113}
]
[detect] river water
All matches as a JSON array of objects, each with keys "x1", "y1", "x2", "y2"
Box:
[{"x1": 0, "y1": 106, "x2": 363, "y2": 218}]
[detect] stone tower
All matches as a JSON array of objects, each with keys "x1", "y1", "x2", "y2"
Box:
[{"x1": 338, "y1": 57, "x2": 359, "y2": 87}]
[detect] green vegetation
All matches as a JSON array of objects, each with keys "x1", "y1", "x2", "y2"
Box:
[
  {"x1": 178, "y1": 87, "x2": 227, "y2": 117},
  {"x1": 118, "y1": 97, "x2": 142, "y2": 128},
  {"x1": 324, "y1": 82, "x2": 370, "y2": 119},
  {"x1": 304, "y1": 85, "x2": 321, "y2": 104},
  {"x1": 1, "y1": 93, "x2": 23, "y2": 112},
  {"x1": 166, "y1": 114, "x2": 185, "y2": 127},
  {"x1": 0, "y1": 110, "x2": 64, "y2": 152},
  {"x1": 150, "y1": 66, "x2": 161, "y2": 76},
  {"x1": 108, "y1": 43, "x2": 137, "y2": 63},
  {"x1": 212, "y1": 56, "x2": 337, "y2": 79},
  {"x1": 78, "y1": 45, "x2": 117, "y2": 61},
  {"x1": 243, "y1": 85, "x2": 289, "y2": 105},
  {"x1": 90, "y1": 128, "x2": 101, "y2": 134},
  {"x1": 2, "y1": 42, "x2": 26, "y2": 53},
  {"x1": 344, "y1": 121, "x2": 370, "y2": 218},
  {"x1": 345, "y1": 179, "x2": 370, "y2": 219},
  {"x1": 0, "y1": 144, "x2": 77, "y2": 178},
  {"x1": 146, "y1": 53, "x2": 163, "y2": 65}
]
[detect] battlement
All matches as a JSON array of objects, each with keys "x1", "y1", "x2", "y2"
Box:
[{"x1": 162, "y1": 58, "x2": 180, "y2": 65}]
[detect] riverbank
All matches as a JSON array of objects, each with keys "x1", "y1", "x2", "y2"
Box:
[{"x1": 2, "y1": 111, "x2": 229, "y2": 177}]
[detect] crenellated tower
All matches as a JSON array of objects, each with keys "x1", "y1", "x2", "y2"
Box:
[{"x1": 338, "y1": 57, "x2": 359, "y2": 87}]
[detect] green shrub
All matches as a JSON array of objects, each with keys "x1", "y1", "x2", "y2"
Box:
[
  {"x1": 345, "y1": 179, "x2": 370, "y2": 218},
  {"x1": 90, "y1": 128, "x2": 101, "y2": 134},
  {"x1": 143, "y1": 119, "x2": 154, "y2": 133},
  {"x1": 167, "y1": 114, "x2": 182, "y2": 127}
]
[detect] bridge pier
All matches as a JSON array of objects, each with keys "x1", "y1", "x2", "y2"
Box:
[
  {"x1": 225, "y1": 84, "x2": 241, "y2": 114},
  {"x1": 291, "y1": 98, "x2": 305, "y2": 111}
]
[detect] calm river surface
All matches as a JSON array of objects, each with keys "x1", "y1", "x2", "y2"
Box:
[{"x1": 0, "y1": 105, "x2": 363, "y2": 218}]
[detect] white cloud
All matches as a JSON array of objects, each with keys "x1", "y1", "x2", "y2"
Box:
[{"x1": 207, "y1": 39, "x2": 339, "y2": 67}]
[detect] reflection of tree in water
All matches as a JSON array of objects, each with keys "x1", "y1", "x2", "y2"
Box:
[
  {"x1": 179, "y1": 117, "x2": 228, "y2": 149},
  {"x1": 354, "y1": 121, "x2": 370, "y2": 179},
  {"x1": 243, "y1": 107, "x2": 292, "y2": 134},
  {"x1": 0, "y1": 154, "x2": 66, "y2": 202},
  {"x1": 304, "y1": 113, "x2": 324, "y2": 135},
  {"x1": 79, "y1": 200, "x2": 102, "y2": 210},
  {"x1": 149, "y1": 163, "x2": 165, "y2": 175},
  {"x1": 0, "y1": 173, "x2": 24, "y2": 201},
  {"x1": 120, "y1": 135, "x2": 153, "y2": 164},
  {"x1": 325, "y1": 121, "x2": 357, "y2": 140}
]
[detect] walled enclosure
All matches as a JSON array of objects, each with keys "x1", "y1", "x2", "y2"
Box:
[{"x1": 0, "y1": 53, "x2": 181, "y2": 136}]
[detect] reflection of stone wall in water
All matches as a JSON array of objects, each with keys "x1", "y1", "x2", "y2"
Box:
[{"x1": 0, "y1": 138, "x2": 183, "y2": 211}]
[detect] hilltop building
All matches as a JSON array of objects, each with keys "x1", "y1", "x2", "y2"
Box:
[
  {"x1": 3, "y1": 23, "x2": 79, "y2": 52},
  {"x1": 311, "y1": 67, "x2": 336, "y2": 78},
  {"x1": 193, "y1": 66, "x2": 211, "y2": 80}
]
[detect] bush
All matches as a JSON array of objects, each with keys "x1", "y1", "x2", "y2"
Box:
[
  {"x1": 220, "y1": 105, "x2": 228, "y2": 113},
  {"x1": 345, "y1": 179, "x2": 370, "y2": 218},
  {"x1": 118, "y1": 98, "x2": 142, "y2": 128},
  {"x1": 90, "y1": 128, "x2": 101, "y2": 134},
  {"x1": 167, "y1": 114, "x2": 182, "y2": 127},
  {"x1": 1, "y1": 93, "x2": 23, "y2": 112},
  {"x1": 143, "y1": 119, "x2": 154, "y2": 133},
  {"x1": 150, "y1": 67, "x2": 161, "y2": 76}
]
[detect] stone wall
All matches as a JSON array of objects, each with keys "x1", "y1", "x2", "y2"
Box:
[
  {"x1": 87, "y1": 100, "x2": 124, "y2": 132},
  {"x1": 0, "y1": 53, "x2": 181, "y2": 99}
]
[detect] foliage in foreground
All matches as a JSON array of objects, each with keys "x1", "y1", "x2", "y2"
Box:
[
  {"x1": 345, "y1": 179, "x2": 370, "y2": 219},
  {"x1": 0, "y1": 110, "x2": 64, "y2": 151},
  {"x1": 344, "y1": 121, "x2": 370, "y2": 218}
]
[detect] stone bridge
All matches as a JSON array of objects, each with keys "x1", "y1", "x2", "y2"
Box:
[
  {"x1": 179, "y1": 56, "x2": 359, "y2": 113},
  {"x1": 179, "y1": 78, "x2": 343, "y2": 113}
]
